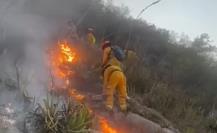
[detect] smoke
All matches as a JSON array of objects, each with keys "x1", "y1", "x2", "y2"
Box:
[
  {"x1": 0, "y1": 1, "x2": 44, "y2": 104},
  {"x1": 0, "y1": 0, "x2": 93, "y2": 115},
  {"x1": 0, "y1": 0, "x2": 95, "y2": 132},
  {"x1": 0, "y1": 0, "x2": 88, "y2": 98}
]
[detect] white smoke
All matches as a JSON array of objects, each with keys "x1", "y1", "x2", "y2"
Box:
[
  {"x1": 0, "y1": 0, "x2": 78, "y2": 100},
  {"x1": 0, "y1": 1, "x2": 50, "y2": 103},
  {"x1": 0, "y1": 0, "x2": 85, "y2": 132}
]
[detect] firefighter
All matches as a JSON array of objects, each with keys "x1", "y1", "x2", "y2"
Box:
[
  {"x1": 125, "y1": 49, "x2": 138, "y2": 61},
  {"x1": 101, "y1": 40, "x2": 127, "y2": 112},
  {"x1": 87, "y1": 28, "x2": 96, "y2": 47},
  {"x1": 124, "y1": 49, "x2": 139, "y2": 72}
]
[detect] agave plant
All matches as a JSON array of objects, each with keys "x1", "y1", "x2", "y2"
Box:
[
  {"x1": 62, "y1": 100, "x2": 93, "y2": 133},
  {"x1": 39, "y1": 97, "x2": 60, "y2": 133},
  {"x1": 32, "y1": 97, "x2": 93, "y2": 133}
]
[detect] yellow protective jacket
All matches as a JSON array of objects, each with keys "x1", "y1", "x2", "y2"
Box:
[
  {"x1": 102, "y1": 47, "x2": 123, "y2": 78},
  {"x1": 87, "y1": 33, "x2": 96, "y2": 46},
  {"x1": 102, "y1": 47, "x2": 122, "y2": 68}
]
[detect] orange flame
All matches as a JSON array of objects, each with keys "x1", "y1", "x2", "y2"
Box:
[
  {"x1": 99, "y1": 117, "x2": 119, "y2": 133},
  {"x1": 52, "y1": 40, "x2": 76, "y2": 77},
  {"x1": 49, "y1": 40, "x2": 77, "y2": 90},
  {"x1": 60, "y1": 41, "x2": 76, "y2": 63},
  {"x1": 68, "y1": 89, "x2": 85, "y2": 102}
]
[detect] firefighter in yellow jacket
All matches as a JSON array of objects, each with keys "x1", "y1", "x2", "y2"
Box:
[
  {"x1": 101, "y1": 41, "x2": 127, "y2": 112},
  {"x1": 124, "y1": 49, "x2": 139, "y2": 72},
  {"x1": 87, "y1": 28, "x2": 96, "y2": 47}
]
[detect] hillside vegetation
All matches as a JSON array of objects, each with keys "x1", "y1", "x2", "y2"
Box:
[{"x1": 26, "y1": 0, "x2": 217, "y2": 132}]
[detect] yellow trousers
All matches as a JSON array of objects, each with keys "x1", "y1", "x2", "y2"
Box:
[{"x1": 103, "y1": 66, "x2": 127, "y2": 111}]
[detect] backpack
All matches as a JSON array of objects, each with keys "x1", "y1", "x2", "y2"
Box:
[{"x1": 110, "y1": 45, "x2": 126, "y2": 62}]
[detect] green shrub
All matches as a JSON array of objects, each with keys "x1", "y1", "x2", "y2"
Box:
[
  {"x1": 206, "y1": 114, "x2": 217, "y2": 133},
  {"x1": 32, "y1": 97, "x2": 93, "y2": 133}
]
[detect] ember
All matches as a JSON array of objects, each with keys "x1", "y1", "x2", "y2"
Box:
[
  {"x1": 68, "y1": 89, "x2": 85, "y2": 102},
  {"x1": 99, "y1": 117, "x2": 120, "y2": 133}
]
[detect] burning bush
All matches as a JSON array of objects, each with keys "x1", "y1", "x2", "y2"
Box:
[{"x1": 48, "y1": 40, "x2": 78, "y2": 91}]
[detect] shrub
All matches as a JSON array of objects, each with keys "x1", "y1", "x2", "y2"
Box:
[
  {"x1": 32, "y1": 97, "x2": 93, "y2": 133},
  {"x1": 206, "y1": 112, "x2": 217, "y2": 133},
  {"x1": 143, "y1": 83, "x2": 206, "y2": 132}
]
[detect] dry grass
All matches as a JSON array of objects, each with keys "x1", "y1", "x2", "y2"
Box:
[{"x1": 125, "y1": 60, "x2": 207, "y2": 132}]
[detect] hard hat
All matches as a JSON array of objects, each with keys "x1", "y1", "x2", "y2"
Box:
[
  {"x1": 88, "y1": 28, "x2": 94, "y2": 32},
  {"x1": 102, "y1": 40, "x2": 111, "y2": 50}
]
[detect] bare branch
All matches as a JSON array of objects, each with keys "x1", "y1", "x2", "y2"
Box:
[{"x1": 136, "y1": 0, "x2": 162, "y2": 19}]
